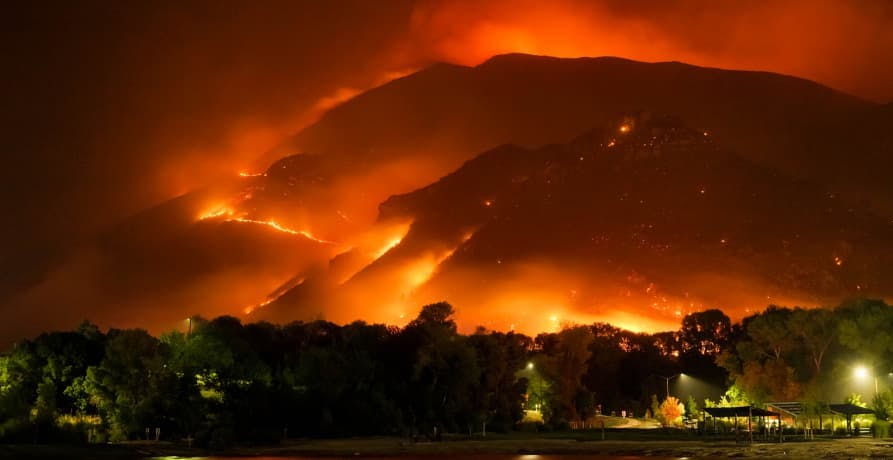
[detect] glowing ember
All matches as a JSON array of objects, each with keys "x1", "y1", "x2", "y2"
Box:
[
  {"x1": 619, "y1": 124, "x2": 630, "y2": 133},
  {"x1": 238, "y1": 171, "x2": 265, "y2": 177}
]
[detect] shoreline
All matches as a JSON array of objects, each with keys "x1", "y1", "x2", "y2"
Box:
[{"x1": 2, "y1": 436, "x2": 893, "y2": 459}]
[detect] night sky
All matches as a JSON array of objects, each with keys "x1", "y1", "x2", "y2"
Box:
[{"x1": 3, "y1": 0, "x2": 893, "y2": 344}]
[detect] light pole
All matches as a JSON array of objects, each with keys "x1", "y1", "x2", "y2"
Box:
[
  {"x1": 853, "y1": 366, "x2": 893, "y2": 397},
  {"x1": 854, "y1": 365, "x2": 878, "y2": 397},
  {"x1": 654, "y1": 373, "x2": 684, "y2": 399}
]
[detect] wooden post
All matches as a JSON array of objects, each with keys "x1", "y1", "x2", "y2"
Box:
[
  {"x1": 778, "y1": 414, "x2": 783, "y2": 443},
  {"x1": 734, "y1": 414, "x2": 738, "y2": 443},
  {"x1": 748, "y1": 407, "x2": 753, "y2": 444}
]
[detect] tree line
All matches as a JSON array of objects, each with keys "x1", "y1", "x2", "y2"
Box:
[{"x1": 1, "y1": 299, "x2": 891, "y2": 447}]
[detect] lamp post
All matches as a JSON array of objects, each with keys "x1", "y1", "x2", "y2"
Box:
[
  {"x1": 854, "y1": 365, "x2": 878, "y2": 397},
  {"x1": 654, "y1": 373, "x2": 684, "y2": 399}
]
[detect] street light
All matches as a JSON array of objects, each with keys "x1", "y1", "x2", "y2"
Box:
[
  {"x1": 654, "y1": 373, "x2": 685, "y2": 399},
  {"x1": 854, "y1": 365, "x2": 879, "y2": 396},
  {"x1": 527, "y1": 362, "x2": 534, "y2": 370}
]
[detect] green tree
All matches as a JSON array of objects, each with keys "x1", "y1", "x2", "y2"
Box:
[
  {"x1": 837, "y1": 299, "x2": 893, "y2": 370},
  {"x1": 85, "y1": 329, "x2": 164, "y2": 440},
  {"x1": 539, "y1": 326, "x2": 594, "y2": 424}
]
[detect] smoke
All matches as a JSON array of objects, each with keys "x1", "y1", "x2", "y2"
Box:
[
  {"x1": 4, "y1": 0, "x2": 893, "y2": 343},
  {"x1": 402, "y1": 0, "x2": 893, "y2": 101}
]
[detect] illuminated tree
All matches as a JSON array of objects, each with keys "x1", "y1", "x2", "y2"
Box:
[{"x1": 658, "y1": 396, "x2": 684, "y2": 427}]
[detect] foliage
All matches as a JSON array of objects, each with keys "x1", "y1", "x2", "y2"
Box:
[
  {"x1": 658, "y1": 396, "x2": 684, "y2": 427},
  {"x1": 871, "y1": 420, "x2": 890, "y2": 439},
  {"x1": 872, "y1": 391, "x2": 893, "y2": 420},
  {"x1": 7, "y1": 299, "x2": 892, "y2": 444},
  {"x1": 718, "y1": 299, "x2": 893, "y2": 406},
  {"x1": 685, "y1": 395, "x2": 701, "y2": 419}
]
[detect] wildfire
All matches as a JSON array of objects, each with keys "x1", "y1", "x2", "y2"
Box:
[
  {"x1": 244, "y1": 277, "x2": 306, "y2": 315},
  {"x1": 244, "y1": 298, "x2": 275, "y2": 315},
  {"x1": 198, "y1": 207, "x2": 235, "y2": 220},
  {"x1": 373, "y1": 236, "x2": 404, "y2": 260},
  {"x1": 197, "y1": 206, "x2": 335, "y2": 244},
  {"x1": 230, "y1": 217, "x2": 336, "y2": 244},
  {"x1": 238, "y1": 171, "x2": 265, "y2": 177}
]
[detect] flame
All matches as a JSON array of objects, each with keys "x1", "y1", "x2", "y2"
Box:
[
  {"x1": 198, "y1": 207, "x2": 236, "y2": 220},
  {"x1": 244, "y1": 298, "x2": 274, "y2": 315},
  {"x1": 197, "y1": 205, "x2": 336, "y2": 244},
  {"x1": 238, "y1": 170, "x2": 265, "y2": 177},
  {"x1": 229, "y1": 217, "x2": 337, "y2": 244},
  {"x1": 373, "y1": 236, "x2": 404, "y2": 260}
]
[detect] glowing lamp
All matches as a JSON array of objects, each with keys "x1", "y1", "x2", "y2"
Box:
[{"x1": 854, "y1": 366, "x2": 869, "y2": 380}]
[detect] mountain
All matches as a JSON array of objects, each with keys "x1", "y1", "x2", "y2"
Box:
[
  {"x1": 257, "y1": 113, "x2": 893, "y2": 333},
  {"x1": 266, "y1": 54, "x2": 880, "y2": 206},
  {"x1": 4, "y1": 54, "x2": 890, "y2": 343}
]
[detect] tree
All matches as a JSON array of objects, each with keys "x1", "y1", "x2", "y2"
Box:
[
  {"x1": 539, "y1": 326, "x2": 594, "y2": 424},
  {"x1": 679, "y1": 309, "x2": 731, "y2": 356},
  {"x1": 469, "y1": 331, "x2": 530, "y2": 433},
  {"x1": 399, "y1": 303, "x2": 480, "y2": 436},
  {"x1": 408, "y1": 302, "x2": 457, "y2": 331},
  {"x1": 658, "y1": 396, "x2": 684, "y2": 427},
  {"x1": 837, "y1": 299, "x2": 893, "y2": 369},
  {"x1": 788, "y1": 308, "x2": 837, "y2": 378},
  {"x1": 85, "y1": 329, "x2": 165, "y2": 440}
]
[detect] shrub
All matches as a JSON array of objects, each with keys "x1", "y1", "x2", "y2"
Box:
[
  {"x1": 871, "y1": 420, "x2": 890, "y2": 439},
  {"x1": 834, "y1": 426, "x2": 848, "y2": 436}
]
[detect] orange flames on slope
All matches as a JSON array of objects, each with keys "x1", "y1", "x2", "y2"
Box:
[{"x1": 197, "y1": 206, "x2": 336, "y2": 245}]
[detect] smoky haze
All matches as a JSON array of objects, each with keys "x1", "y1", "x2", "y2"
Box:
[{"x1": 2, "y1": 0, "x2": 893, "y2": 343}]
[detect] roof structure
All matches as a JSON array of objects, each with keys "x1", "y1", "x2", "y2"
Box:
[
  {"x1": 704, "y1": 406, "x2": 776, "y2": 417},
  {"x1": 767, "y1": 402, "x2": 803, "y2": 417},
  {"x1": 829, "y1": 403, "x2": 875, "y2": 416}
]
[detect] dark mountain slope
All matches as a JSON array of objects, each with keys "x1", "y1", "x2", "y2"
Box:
[{"x1": 260, "y1": 114, "x2": 893, "y2": 332}]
